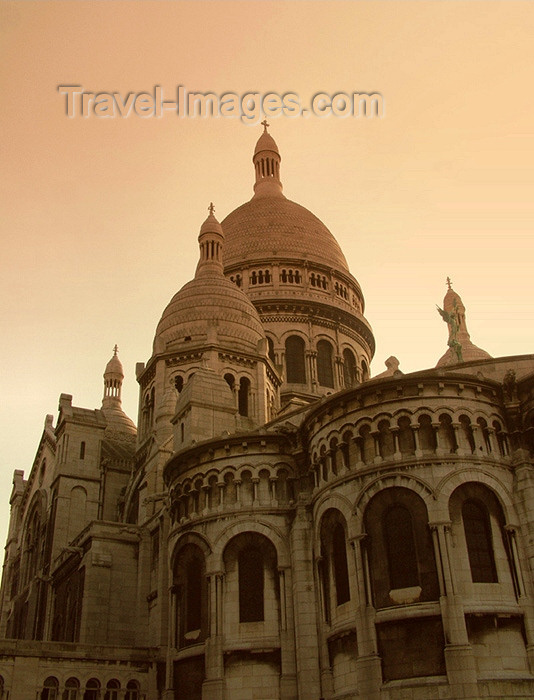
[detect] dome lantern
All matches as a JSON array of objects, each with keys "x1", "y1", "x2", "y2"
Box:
[
  {"x1": 196, "y1": 202, "x2": 225, "y2": 277},
  {"x1": 252, "y1": 121, "x2": 283, "y2": 198},
  {"x1": 103, "y1": 345, "x2": 124, "y2": 408}
]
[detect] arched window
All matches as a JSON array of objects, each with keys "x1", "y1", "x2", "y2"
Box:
[
  {"x1": 186, "y1": 557, "x2": 202, "y2": 633},
  {"x1": 25, "y1": 505, "x2": 42, "y2": 584},
  {"x1": 285, "y1": 336, "x2": 306, "y2": 384},
  {"x1": 83, "y1": 679, "x2": 100, "y2": 700},
  {"x1": 384, "y1": 506, "x2": 419, "y2": 589},
  {"x1": 363, "y1": 487, "x2": 439, "y2": 609},
  {"x1": 343, "y1": 348, "x2": 357, "y2": 388},
  {"x1": 125, "y1": 681, "x2": 140, "y2": 700},
  {"x1": 493, "y1": 420, "x2": 507, "y2": 456},
  {"x1": 174, "y1": 375, "x2": 184, "y2": 393},
  {"x1": 41, "y1": 677, "x2": 59, "y2": 700},
  {"x1": 438, "y1": 414, "x2": 457, "y2": 453},
  {"x1": 418, "y1": 414, "x2": 436, "y2": 452},
  {"x1": 104, "y1": 680, "x2": 120, "y2": 700},
  {"x1": 319, "y1": 510, "x2": 351, "y2": 619},
  {"x1": 267, "y1": 337, "x2": 276, "y2": 363},
  {"x1": 477, "y1": 417, "x2": 492, "y2": 453},
  {"x1": 397, "y1": 416, "x2": 415, "y2": 456},
  {"x1": 238, "y1": 547, "x2": 264, "y2": 622},
  {"x1": 462, "y1": 500, "x2": 497, "y2": 583},
  {"x1": 359, "y1": 424, "x2": 375, "y2": 463},
  {"x1": 317, "y1": 340, "x2": 334, "y2": 388},
  {"x1": 79, "y1": 441, "x2": 85, "y2": 460},
  {"x1": 361, "y1": 360, "x2": 369, "y2": 382},
  {"x1": 238, "y1": 377, "x2": 250, "y2": 417},
  {"x1": 333, "y1": 523, "x2": 350, "y2": 605},
  {"x1": 459, "y1": 415, "x2": 475, "y2": 453},
  {"x1": 173, "y1": 543, "x2": 208, "y2": 648},
  {"x1": 224, "y1": 373, "x2": 235, "y2": 391},
  {"x1": 63, "y1": 678, "x2": 80, "y2": 700},
  {"x1": 378, "y1": 420, "x2": 395, "y2": 459}
]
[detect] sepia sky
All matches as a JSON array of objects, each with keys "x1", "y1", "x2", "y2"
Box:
[{"x1": 1, "y1": 1, "x2": 534, "y2": 543}]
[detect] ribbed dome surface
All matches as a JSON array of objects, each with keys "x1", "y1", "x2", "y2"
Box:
[
  {"x1": 102, "y1": 405, "x2": 137, "y2": 436},
  {"x1": 154, "y1": 274, "x2": 265, "y2": 354},
  {"x1": 254, "y1": 131, "x2": 280, "y2": 156},
  {"x1": 105, "y1": 354, "x2": 123, "y2": 375},
  {"x1": 221, "y1": 195, "x2": 349, "y2": 272}
]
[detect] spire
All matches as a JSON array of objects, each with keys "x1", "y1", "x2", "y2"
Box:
[
  {"x1": 252, "y1": 122, "x2": 283, "y2": 198},
  {"x1": 103, "y1": 345, "x2": 124, "y2": 407},
  {"x1": 195, "y1": 203, "x2": 225, "y2": 277},
  {"x1": 436, "y1": 279, "x2": 492, "y2": 367}
]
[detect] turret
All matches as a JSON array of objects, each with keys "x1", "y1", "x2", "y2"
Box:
[{"x1": 102, "y1": 344, "x2": 124, "y2": 409}]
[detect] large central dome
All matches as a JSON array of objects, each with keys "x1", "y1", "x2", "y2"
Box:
[
  {"x1": 222, "y1": 195, "x2": 349, "y2": 271},
  {"x1": 217, "y1": 126, "x2": 374, "y2": 404}
]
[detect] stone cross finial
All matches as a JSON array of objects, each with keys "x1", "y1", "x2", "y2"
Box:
[
  {"x1": 261, "y1": 119, "x2": 269, "y2": 131},
  {"x1": 113, "y1": 344, "x2": 118, "y2": 356},
  {"x1": 446, "y1": 276, "x2": 452, "y2": 290},
  {"x1": 208, "y1": 202, "x2": 215, "y2": 215}
]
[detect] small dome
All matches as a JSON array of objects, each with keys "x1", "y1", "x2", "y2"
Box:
[
  {"x1": 254, "y1": 130, "x2": 280, "y2": 156},
  {"x1": 222, "y1": 195, "x2": 349, "y2": 272},
  {"x1": 104, "y1": 346, "x2": 124, "y2": 379},
  {"x1": 154, "y1": 276, "x2": 265, "y2": 354},
  {"x1": 199, "y1": 208, "x2": 224, "y2": 237},
  {"x1": 102, "y1": 405, "x2": 137, "y2": 436},
  {"x1": 154, "y1": 208, "x2": 266, "y2": 355}
]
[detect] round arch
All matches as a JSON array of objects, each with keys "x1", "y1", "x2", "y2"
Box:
[{"x1": 211, "y1": 518, "x2": 289, "y2": 570}]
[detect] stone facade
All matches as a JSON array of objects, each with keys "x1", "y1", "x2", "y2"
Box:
[{"x1": 1, "y1": 128, "x2": 534, "y2": 699}]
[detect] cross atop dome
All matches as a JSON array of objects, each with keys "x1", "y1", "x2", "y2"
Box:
[
  {"x1": 208, "y1": 202, "x2": 215, "y2": 215},
  {"x1": 113, "y1": 343, "x2": 118, "y2": 356},
  {"x1": 446, "y1": 276, "x2": 452, "y2": 290},
  {"x1": 261, "y1": 119, "x2": 270, "y2": 132}
]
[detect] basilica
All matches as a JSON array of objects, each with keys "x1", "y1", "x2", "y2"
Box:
[{"x1": 1, "y1": 127, "x2": 534, "y2": 700}]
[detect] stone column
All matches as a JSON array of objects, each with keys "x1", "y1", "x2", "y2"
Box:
[
  {"x1": 217, "y1": 481, "x2": 224, "y2": 511},
  {"x1": 251, "y1": 476, "x2": 259, "y2": 506},
  {"x1": 412, "y1": 424, "x2": 422, "y2": 457},
  {"x1": 371, "y1": 432, "x2": 381, "y2": 464},
  {"x1": 234, "y1": 479, "x2": 241, "y2": 509},
  {"x1": 203, "y1": 572, "x2": 225, "y2": 700},
  {"x1": 314, "y1": 557, "x2": 334, "y2": 698},
  {"x1": 289, "y1": 498, "x2": 322, "y2": 700},
  {"x1": 429, "y1": 522, "x2": 478, "y2": 694},
  {"x1": 350, "y1": 535, "x2": 381, "y2": 700},
  {"x1": 432, "y1": 422, "x2": 443, "y2": 455},
  {"x1": 270, "y1": 477, "x2": 278, "y2": 506},
  {"x1": 391, "y1": 428, "x2": 401, "y2": 460},
  {"x1": 279, "y1": 566, "x2": 298, "y2": 699}
]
